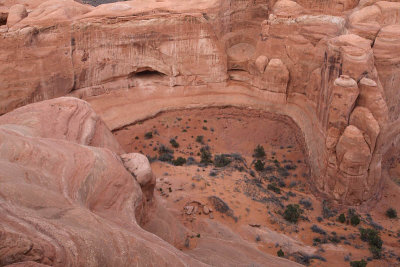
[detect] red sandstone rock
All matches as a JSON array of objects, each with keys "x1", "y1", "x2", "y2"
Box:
[
  {"x1": 0, "y1": 99, "x2": 205, "y2": 266},
  {"x1": 327, "y1": 75, "x2": 359, "y2": 132},
  {"x1": 0, "y1": 97, "x2": 124, "y2": 154},
  {"x1": 263, "y1": 58, "x2": 289, "y2": 94},
  {"x1": 349, "y1": 106, "x2": 380, "y2": 152},
  {"x1": 6, "y1": 4, "x2": 27, "y2": 27},
  {"x1": 0, "y1": 0, "x2": 399, "y2": 261},
  {"x1": 121, "y1": 153, "x2": 156, "y2": 203},
  {"x1": 373, "y1": 24, "x2": 400, "y2": 122}
]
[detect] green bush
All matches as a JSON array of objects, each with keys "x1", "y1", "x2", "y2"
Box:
[
  {"x1": 214, "y1": 154, "x2": 231, "y2": 167},
  {"x1": 196, "y1": 135, "x2": 204, "y2": 144},
  {"x1": 169, "y1": 138, "x2": 179, "y2": 148},
  {"x1": 277, "y1": 249, "x2": 284, "y2": 257},
  {"x1": 172, "y1": 157, "x2": 186, "y2": 166},
  {"x1": 338, "y1": 213, "x2": 346, "y2": 223},
  {"x1": 253, "y1": 145, "x2": 266, "y2": 158},
  {"x1": 350, "y1": 259, "x2": 367, "y2": 267},
  {"x1": 144, "y1": 131, "x2": 153, "y2": 139},
  {"x1": 369, "y1": 245, "x2": 382, "y2": 259},
  {"x1": 386, "y1": 208, "x2": 397, "y2": 219},
  {"x1": 267, "y1": 183, "x2": 281, "y2": 194},
  {"x1": 350, "y1": 214, "x2": 360, "y2": 226},
  {"x1": 158, "y1": 145, "x2": 174, "y2": 162},
  {"x1": 283, "y1": 204, "x2": 302, "y2": 223},
  {"x1": 254, "y1": 160, "x2": 264, "y2": 172},
  {"x1": 359, "y1": 228, "x2": 383, "y2": 259},
  {"x1": 200, "y1": 146, "x2": 212, "y2": 164}
]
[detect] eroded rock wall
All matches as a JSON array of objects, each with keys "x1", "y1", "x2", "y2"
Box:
[{"x1": 0, "y1": 0, "x2": 399, "y2": 206}]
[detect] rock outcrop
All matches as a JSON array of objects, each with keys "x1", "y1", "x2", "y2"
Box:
[
  {"x1": 0, "y1": 98, "x2": 207, "y2": 266},
  {"x1": 1, "y1": 0, "x2": 399, "y2": 265},
  {"x1": 0, "y1": 97, "x2": 301, "y2": 267},
  {"x1": 0, "y1": 0, "x2": 398, "y2": 205}
]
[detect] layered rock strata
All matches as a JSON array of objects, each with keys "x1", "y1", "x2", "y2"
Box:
[{"x1": 0, "y1": 0, "x2": 398, "y2": 205}]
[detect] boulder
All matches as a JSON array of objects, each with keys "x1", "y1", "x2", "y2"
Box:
[
  {"x1": 349, "y1": 106, "x2": 380, "y2": 152},
  {"x1": 121, "y1": 153, "x2": 156, "y2": 202},
  {"x1": 327, "y1": 75, "x2": 359, "y2": 132},
  {"x1": 263, "y1": 59, "x2": 289, "y2": 94}
]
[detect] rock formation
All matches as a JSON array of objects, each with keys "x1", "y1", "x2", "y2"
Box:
[
  {"x1": 0, "y1": 97, "x2": 301, "y2": 266},
  {"x1": 0, "y1": 0, "x2": 398, "y2": 204},
  {"x1": 0, "y1": 0, "x2": 399, "y2": 265}
]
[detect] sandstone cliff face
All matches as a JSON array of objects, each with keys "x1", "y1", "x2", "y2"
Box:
[{"x1": 0, "y1": 0, "x2": 398, "y2": 205}]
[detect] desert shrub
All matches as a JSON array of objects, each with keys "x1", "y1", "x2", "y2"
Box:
[
  {"x1": 214, "y1": 154, "x2": 231, "y2": 167},
  {"x1": 200, "y1": 146, "x2": 212, "y2": 164},
  {"x1": 322, "y1": 200, "x2": 337, "y2": 219},
  {"x1": 311, "y1": 224, "x2": 326, "y2": 235},
  {"x1": 328, "y1": 234, "x2": 340, "y2": 244},
  {"x1": 158, "y1": 145, "x2": 174, "y2": 162},
  {"x1": 369, "y1": 245, "x2": 382, "y2": 259},
  {"x1": 292, "y1": 252, "x2": 326, "y2": 265},
  {"x1": 386, "y1": 208, "x2": 397, "y2": 219},
  {"x1": 172, "y1": 157, "x2": 186, "y2": 166},
  {"x1": 169, "y1": 138, "x2": 179, "y2": 148},
  {"x1": 277, "y1": 179, "x2": 286, "y2": 187},
  {"x1": 264, "y1": 165, "x2": 274, "y2": 172},
  {"x1": 253, "y1": 145, "x2": 266, "y2": 158},
  {"x1": 277, "y1": 167, "x2": 290, "y2": 177},
  {"x1": 144, "y1": 131, "x2": 153, "y2": 139},
  {"x1": 350, "y1": 259, "x2": 367, "y2": 267},
  {"x1": 202, "y1": 126, "x2": 208, "y2": 130},
  {"x1": 359, "y1": 228, "x2": 383, "y2": 259},
  {"x1": 254, "y1": 160, "x2": 264, "y2": 172},
  {"x1": 196, "y1": 135, "x2": 204, "y2": 144},
  {"x1": 277, "y1": 249, "x2": 284, "y2": 257},
  {"x1": 267, "y1": 183, "x2": 281, "y2": 194},
  {"x1": 209, "y1": 170, "x2": 217, "y2": 177},
  {"x1": 338, "y1": 213, "x2": 346, "y2": 223},
  {"x1": 284, "y1": 164, "x2": 297, "y2": 170},
  {"x1": 283, "y1": 204, "x2": 302, "y2": 223},
  {"x1": 299, "y1": 198, "x2": 313, "y2": 210},
  {"x1": 186, "y1": 157, "x2": 196, "y2": 165},
  {"x1": 350, "y1": 214, "x2": 360, "y2": 226}
]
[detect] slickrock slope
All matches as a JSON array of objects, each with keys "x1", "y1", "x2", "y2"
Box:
[
  {"x1": 0, "y1": 98, "x2": 299, "y2": 266},
  {"x1": 0, "y1": 97, "x2": 200, "y2": 266}
]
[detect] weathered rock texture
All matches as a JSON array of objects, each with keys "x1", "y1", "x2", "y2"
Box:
[
  {"x1": 0, "y1": 97, "x2": 300, "y2": 267},
  {"x1": 0, "y1": 0, "x2": 398, "y2": 205}
]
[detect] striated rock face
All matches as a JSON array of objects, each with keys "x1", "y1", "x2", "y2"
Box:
[
  {"x1": 0, "y1": 97, "x2": 124, "y2": 154},
  {"x1": 0, "y1": 0, "x2": 398, "y2": 205},
  {"x1": 0, "y1": 98, "x2": 301, "y2": 267},
  {"x1": 0, "y1": 98, "x2": 205, "y2": 266},
  {"x1": 373, "y1": 25, "x2": 400, "y2": 122}
]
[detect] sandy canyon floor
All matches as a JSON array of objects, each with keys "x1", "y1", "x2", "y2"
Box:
[{"x1": 114, "y1": 107, "x2": 400, "y2": 266}]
